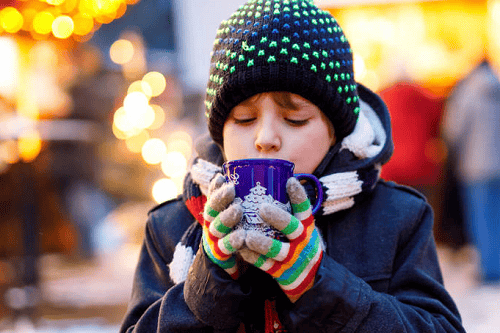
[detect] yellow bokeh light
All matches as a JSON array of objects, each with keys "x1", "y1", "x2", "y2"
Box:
[
  {"x1": 141, "y1": 138, "x2": 167, "y2": 165},
  {"x1": 125, "y1": 130, "x2": 150, "y2": 153},
  {"x1": 1, "y1": 7, "x2": 24, "y2": 34},
  {"x1": 148, "y1": 104, "x2": 166, "y2": 130},
  {"x1": 18, "y1": 130, "x2": 42, "y2": 163},
  {"x1": 123, "y1": 90, "x2": 149, "y2": 109},
  {"x1": 124, "y1": 89, "x2": 147, "y2": 105},
  {"x1": 112, "y1": 121, "x2": 132, "y2": 140},
  {"x1": 123, "y1": 91, "x2": 152, "y2": 128},
  {"x1": 47, "y1": 0, "x2": 66, "y2": 5},
  {"x1": 142, "y1": 72, "x2": 166, "y2": 97},
  {"x1": 78, "y1": 0, "x2": 121, "y2": 17},
  {"x1": 128, "y1": 80, "x2": 153, "y2": 98},
  {"x1": 113, "y1": 106, "x2": 135, "y2": 132},
  {"x1": 96, "y1": 0, "x2": 122, "y2": 16},
  {"x1": 33, "y1": 11, "x2": 55, "y2": 35},
  {"x1": 161, "y1": 151, "x2": 187, "y2": 178},
  {"x1": 78, "y1": 0, "x2": 94, "y2": 17},
  {"x1": 152, "y1": 178, "x2": 178, "y2": 204},
  {"x1": 110, "y1": 39, "x2": 134, "y2": 65},
  {"x1": 72, "y1": 13, "x2": 94, "y2": 36},
  {"x1": 52, "y1": 15, "x2": 74, "y2": 39}
]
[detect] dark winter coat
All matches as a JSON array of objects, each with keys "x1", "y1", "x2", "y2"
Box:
[{"x1": 120, "y1": 85, "x2": 464, "y2": 332}]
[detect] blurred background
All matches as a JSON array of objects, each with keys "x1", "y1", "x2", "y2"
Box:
[{"x1": 0, "y1": 0, "x2": 499, "y2": 332}]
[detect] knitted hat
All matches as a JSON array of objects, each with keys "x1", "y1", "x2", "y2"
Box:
[{"x1": 205, "y1": 0, "x2": 360, "y2": 147}]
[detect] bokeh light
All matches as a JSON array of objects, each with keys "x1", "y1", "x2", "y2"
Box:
[
  {"x1": 32, "y1": 11, "x2": 55, "y2": 35},
  {"x1": 152, "y1": 178, "x2": 178, "y2": 204},
  {"x1": 110, "y1": 39, "x2": 134, "y2": 64},
  {"x1": 127, "y1": 80, "x2": 153, "y2": 98},
  {"x1": 123, "y1": 91, "x2": 148, "y2": 111},
  {"x1": 123, "y1": 91, "x2": 152, "y2": 129},
  {"x1": 112, "y1": 121, "x2": 132, "y2": 140},
  {"x1": 18, "y1": 130, "x2": 42, "y2": 162},
  {"x1": 141, "y1": 138, "x2": 166, "y2": 165},
  {"x1": 1, "y1": 7, "x2": 24, "y2": 34},
  {"x1": 52, "y1": 15, "x2": 74, "y2": 39},
  {"x1": 47, "y1": 0, "x2": 66, "y2": 6},
  {"x1": 161, "y1": 151, "x2": 187, "y2": 178},
  {"x1": 72, "y1": 12, "x2": 94, "y2": 36},
  {"x1": 113, "y1": 106, "x2": 135, "y2": 133},
  {"x1": 142, "y1": 72, "x2": 166, "y2": 97}
]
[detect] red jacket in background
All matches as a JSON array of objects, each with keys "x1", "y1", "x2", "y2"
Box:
[{"x1": 380, "y1": 82, "x2": 445, "y2": 186}]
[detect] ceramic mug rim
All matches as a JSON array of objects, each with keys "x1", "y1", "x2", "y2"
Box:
[{"x1": 223, "y1": 158, "x2": 294, "y2": 166}]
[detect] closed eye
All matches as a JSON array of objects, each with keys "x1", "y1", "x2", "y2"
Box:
[
  {"x1": 233, "y1": 118, "x2": 256, "y2": 124},
  {"x1": 286, "y1": 118, "x2": 309, "y2": 126}
]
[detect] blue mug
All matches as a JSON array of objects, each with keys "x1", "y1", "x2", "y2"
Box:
[{"x1": 222, "y1": 158, "x2": 323, "y2": 240}]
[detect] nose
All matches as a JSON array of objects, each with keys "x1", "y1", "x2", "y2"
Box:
[{"x1": 255, "y1": 117, "x2": 281, "y2": 153}]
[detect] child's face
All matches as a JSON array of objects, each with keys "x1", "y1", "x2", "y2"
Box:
[{"x1": 223, "y1": 92, "x2": 336, "y2": 174}]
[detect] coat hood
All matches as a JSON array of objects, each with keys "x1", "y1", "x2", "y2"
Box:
[{"x1": 313, "y1": 83, "x2": 393, "y2": 177}]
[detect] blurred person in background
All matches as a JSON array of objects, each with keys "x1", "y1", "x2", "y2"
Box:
[
  {"x1": 120, "y1": 1, "x2": 464, "y2": 332},
  {"x1": 379, "y1": 81, "x2": 445, "y2": 201},
  {"x1": 442, "y1": 59, "x2": 500, "y2": 285},
  {"x1": 379, "y1": 82, "x2": 468, "y2": 250}
]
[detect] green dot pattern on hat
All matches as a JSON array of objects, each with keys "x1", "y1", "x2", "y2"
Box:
[{"x1": 206, "y1": 0, "x2": 360, "y2": 146}]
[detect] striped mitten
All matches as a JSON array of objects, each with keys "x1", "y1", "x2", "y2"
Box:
[
  {"x1": 240, "y1": 177, "x2": 324, "y2": 302},
  {"x1": 202, "y1": 174, "x2": 246, "y2": 279}
]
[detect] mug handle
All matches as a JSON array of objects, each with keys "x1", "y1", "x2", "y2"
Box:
[{"x1": 294, "y1": 173, "x2": 324, "y2": 215}]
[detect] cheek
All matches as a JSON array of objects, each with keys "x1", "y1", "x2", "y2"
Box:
[
  {"x1": 223, "y1": 124, "x2": 251, "y2": 160},
  {"x1": 290, "y1": 124, "x2": 333, "y2": 173}
]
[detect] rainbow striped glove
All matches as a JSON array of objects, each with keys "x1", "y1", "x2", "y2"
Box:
[
  {"x1": 240, "y1": 177, "x2": 324, "y2": 302},
  {"x1": 202, "y1": 174, "x2": 246, "y2": 280}
]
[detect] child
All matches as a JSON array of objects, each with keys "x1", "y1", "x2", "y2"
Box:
[{"x1": 120, "y1": 1, "x2": 465, "y2": 332}]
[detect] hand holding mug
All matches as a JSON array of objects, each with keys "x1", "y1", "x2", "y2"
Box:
[
  {"x1": 201, "y1": 174, "x2": 246, "y2": 279},
  {"x1": 239, "y1": 177, "x2": 324, "y2": 302},
  {"x1": 222, "y1": 158, "x2": 323, "y2": 240}
]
